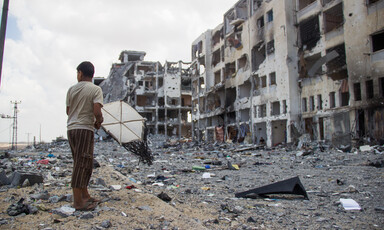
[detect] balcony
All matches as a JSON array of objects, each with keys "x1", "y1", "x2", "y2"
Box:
[{"x1": 297, "y1": 0, "x2": 321, "y2": 22}]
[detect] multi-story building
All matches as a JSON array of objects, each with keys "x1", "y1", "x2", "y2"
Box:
[
  {"x1": 191, "y1": 0, "x2": 300, "y2": 146},
  {"x1": 296, "y1": 0, "x2": 384, "y2": 146},
  {"x1": 344, "y1": 0, "x2": 384, "y2": 144},
  {"x1": 99, "y1": 1, "x2": 383, "y2": 147},
  {"x1": 100, "y1": 50, "x2": 192, "y2": 140},
  {"x1": 191, "y1": 0, "x2": 384, "y2": 147}
]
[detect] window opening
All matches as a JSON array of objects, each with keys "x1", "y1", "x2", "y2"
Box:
[
  {"x1": 302, "y1": 98, "x2": 308, "y2": 112},
  {"x1": 354, "y1": 83, "x2": 362, "y2": 101},
  {"x1": 366, "y1": 80, "x2": 374, "y2": 99},
  {"x1": 267, "y1": 10, "x2": 273, "y2": 22},
  {"x1": 269, "y1": 72, "x2": 276, "y2": 85}
]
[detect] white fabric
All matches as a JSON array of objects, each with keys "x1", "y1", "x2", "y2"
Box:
[{"x1": 101, "y1": 101, "x2": 145, "y2": 144}]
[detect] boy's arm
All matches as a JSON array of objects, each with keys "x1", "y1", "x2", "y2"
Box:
[{"x1": 94, "y1": 103, "x2": 103, "y2": 129}]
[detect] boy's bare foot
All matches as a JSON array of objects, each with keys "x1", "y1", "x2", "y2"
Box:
[
  {"x1": 87, "y1": 197, "x2": 101, "y2": 203},
  {"x1": 74, "y1": 200, "x2": 98, "y2": 211}
]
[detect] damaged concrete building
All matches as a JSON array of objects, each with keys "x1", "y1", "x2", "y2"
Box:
[
  {"x1": 191, "y1": 0, "x2": 384, "y2": 146},
  {"x1": 296, "y1": 0, "x2": 384, "y2": 146},
  {"x1": 99, "y1": 0, "x2": 383, "y2": 147},
  {"x1": 99, "y1": 51, "x2": 192, "y2": 140}
]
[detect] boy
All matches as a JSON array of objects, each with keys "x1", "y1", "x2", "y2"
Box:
[{"x1": 66, "y1": 61, "x2": 103, "y2": 210}]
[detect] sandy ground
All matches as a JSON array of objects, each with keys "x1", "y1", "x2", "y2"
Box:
[
  {"x1": 0, "y1": 143, "x2": 29, "y2": 151},
  {"x1": 0, "y1": 163, "x2": 213, "y2": 230}
]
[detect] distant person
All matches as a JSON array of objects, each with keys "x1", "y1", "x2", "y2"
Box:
[{"x1": 66, "y1": 61, "x2": 103, "y2": 211}]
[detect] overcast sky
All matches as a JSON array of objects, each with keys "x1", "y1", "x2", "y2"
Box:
[{"x1": 0, "y1": 0, "x2": 236, "y2": 143}]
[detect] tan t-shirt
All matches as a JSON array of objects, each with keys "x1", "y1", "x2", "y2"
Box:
[{"x1": 66, "y1": 81, "x2": 103, "y2": 131}]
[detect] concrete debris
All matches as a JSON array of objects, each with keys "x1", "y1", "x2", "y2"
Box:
[
  {"x1": 101, "y1": 220, "x2": 112, "y2": 228},
  {"x1": 0, "y1": 170, "x2": 11, "y2": 185},
  {"x1": 6, "y1": 171, "x2": 44, "y2": 187},
  {"x1": 0, "y1": 139, "x2": 382, "y2": 229},
  {"x1": 79, "y1": 211, "x2": 94, "y2": 219},
  {"x1": 30, "y1": 190, "x2": 50, "y2": 200},
  {"x1": 6, "y1": 198, "x2": 31, "y2": 216},
  {"x1": 367, "y1": 160, "x2": 384, "y2": 168},
  {"x1": 360, "y1": 145, "x2": 373, "y2": 152},
  {"x1": 48, "y1": 195, "x2": 60, "y2": 203},
  {"x1": 137, "y1": 205, "x2": 152, "y2": 211},
  {"x1": 52, "y1": 206, "x2": 76, "y2": 217}
]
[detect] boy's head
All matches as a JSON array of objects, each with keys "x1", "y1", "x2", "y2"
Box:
[{"x1": 76, "y1": 61, "x2": 95, "y2": 78}]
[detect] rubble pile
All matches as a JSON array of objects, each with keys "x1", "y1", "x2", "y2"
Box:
[{"x1": 0, "y1": 139, "x2": 382, "y2": 229}]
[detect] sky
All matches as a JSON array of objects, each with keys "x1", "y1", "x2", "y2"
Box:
[{"x1": 0, "y1": 0, "x2": 237, "y2": 143}]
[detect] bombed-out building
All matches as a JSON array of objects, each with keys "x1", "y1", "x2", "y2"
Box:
[
  {"x1": 191, "y1": 0, "x2": 300, "y2": 146},
  {"x1": 191, "y1": 0, "x2": 384, "y2": 146},
  {"x1": 100, "y1": 51, "x2": 192, "y2": 139},
  {"x1": 99, "y1": 0, "x2": 383, "y2": 147},
  {"x1": 297, "y1": 0, "x2": 384, "y2": 146}
]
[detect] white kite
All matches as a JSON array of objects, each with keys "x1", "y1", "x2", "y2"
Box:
[{"x1": 101, "y1": 100, "x2": 153, "y2": 165}]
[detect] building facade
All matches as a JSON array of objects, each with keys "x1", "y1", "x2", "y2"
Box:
[
  {"x1": 100, "y1": 0, "x2": 384, "y2": 147},
  {"x1": 191, "y1": 0, "x2": 384, "y2": 146},
  {"x1": 100, "y1": 51, "x2": 192, "y2": 140}
]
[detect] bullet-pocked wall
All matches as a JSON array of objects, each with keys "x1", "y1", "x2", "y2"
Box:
[
  {"x1": 296, "y1": 0, "x2": 384, "y2": 145},
  {"x1": 191, "y1": 0, "x2": 384, "y2": 146},
  {"x1": 344, "y1": 0, "x2": 384, "y2": 142},
  {"x1": 191, "y1": 0, "x2": 301, "y2": 146}
]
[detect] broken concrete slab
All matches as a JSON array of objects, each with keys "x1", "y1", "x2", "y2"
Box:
[
  {"x1": 52, "y1": 206, "x2": 76, "y2": 217},
  {"x1": 10, "y1": 171, "x2": 43, "y2": 187},
  {"x1": 0, "y1": 170, "x2": 11, "y2": 186},
  {"x1": 360, "y1": 145, "x2": 373, "y2": 152}
]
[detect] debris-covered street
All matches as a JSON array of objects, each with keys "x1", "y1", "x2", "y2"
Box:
[
  {"x1": 0, "y1": 0, "x2": 383, "y2": 229},
  {"x1": 0, "y1": 139, "x2": 383, "y2": 229}
]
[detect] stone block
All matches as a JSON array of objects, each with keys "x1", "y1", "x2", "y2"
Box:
[{"x1": 10, "y1": 171, "x2": 43, "y2": 187}]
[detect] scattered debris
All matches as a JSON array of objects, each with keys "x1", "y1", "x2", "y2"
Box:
[
  {"x1": 359, "y1": 145, "x2": 373, "y2": 152},
  {"x1": 10, "y1": 171, "x2": 44, "y2": 187},
  {"x1": 367, "y1": 160, "x2": 384, "y2": 168},
  {"x1": 6, "y1": 198, "x2": 31, "y2": 216},
  {"x1": 340, "y1": 198, "x2": 361, "y2": 210},
  {"x1": 52, "y1": 206, "x2": 76, "y2": 217},
  {"x1": 0, "y1": 137, "x2": 382, "y2": 229},
  {"x1": 157, "y1": 192, "x2": 172, "y2": 202},
  {"x1": 101, "y1": 220, "x2": 112, "y2": 228}
]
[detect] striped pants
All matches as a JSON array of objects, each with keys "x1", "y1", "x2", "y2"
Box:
[{"x1": 67, "y1": 129, "x2": 94, "y2": 188}]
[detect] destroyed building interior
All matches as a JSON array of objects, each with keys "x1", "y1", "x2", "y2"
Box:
[{"x1": 99, "y1": 0, "x2": 384, "y2": 147}]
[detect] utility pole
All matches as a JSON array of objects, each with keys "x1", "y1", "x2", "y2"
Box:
[
  {"x1": 25, "y1": 132, "x2": 31, "y2": 146},
  {"x1": 0, "y1": 0, "x2": 10, "y2": 87},
  {"x1": 10, "y1": 100, "x2": 20, "y2": 150},
  {"x1": 1, "y1": 100, "x2": 20, "y2": 150},
  {"x1": 39, "y1": 124, "x2": 41, "y2": 143}
]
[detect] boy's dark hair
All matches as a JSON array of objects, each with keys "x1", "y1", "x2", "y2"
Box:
[{"x1": 77, "y1": 61, "x2": 95, "y2": 78}]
